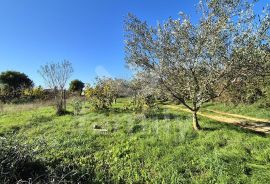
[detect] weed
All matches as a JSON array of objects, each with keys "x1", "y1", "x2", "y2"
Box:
[{"x1": 71, "y1": 98, "x2": 83, "y2": 116}]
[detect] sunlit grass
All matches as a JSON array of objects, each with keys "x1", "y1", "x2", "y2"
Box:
[
  {"x1": 0, "y1": 99, "x2": 269, "y2": 183},
  {"x1": 202, "y1": 102, "x2": 270, "y2": 119}
]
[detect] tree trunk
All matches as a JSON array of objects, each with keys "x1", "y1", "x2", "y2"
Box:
[
  {"x1": 55, "y1": 89, "x2": 66, "y2": 116},
  {"x1": 63, "y1": 90, "x2": 66, "y2": 110},
  {"x1": 192, "y1": 111, "x2": 201, "y2": 131}
]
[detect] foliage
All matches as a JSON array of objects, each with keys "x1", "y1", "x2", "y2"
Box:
[
  {"x1": 125, "y1": 0, "x2": 270, "y2": 129},
  {"x1": 69, "y1": 79, "x2": 85, "y2": 95},
  {"x1": 114, "y1": 78, "x2": 134, "y2": 98},
  {"x1": 0, "y1": 84, "x2": 9, "y2": 103},
  {"x1": 257, "y1": 83, "x2": 270, "y2": 108},
  {"x1": 144, "y1": 94, "x2": 156, "y2": 108},
  {"x1": 91, "y1": 78, "x2": 132, "y2": 103},
  {"x1": 219, "y1": 52, "x2": 270, "y2": 105},
  {"x1": 127, "y1": 74, "x2": 161, "y2": 113},
  {"x1": 71, "y1": 98, "x2": 83, "y2": 115},
  {"x1": 133, "y1": 72, "x2": 170, "y2": 102},
  {"x1": 22, "y1": 86, "x2": 45, "y2": 100},
  {"x1": 129, "y1": 93, "x2": 159, "y2": 116},
  {"x1": 85, "y1": 79, "x2": 114, "y2": 111},
  {"x1": 0, "y1": 71, "x2": 34, "y2": 103},
  {"x1": 129, "y1": 94, "x2": 145, "y2": 113},
  {"x1": 0, "y1": 71, "x2": 34, "y2": 91},
  {"x1": 39, "y1": 60, "x2": 73, "y2": 115}
]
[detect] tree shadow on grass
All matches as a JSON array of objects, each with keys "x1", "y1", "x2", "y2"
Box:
[
  {"x1": 201, "y1": 127, "x2": 220, "y2": 131},
  {"x1": 234, "y1": 121, "x2": 270, "y2": 135},
  {"x1": 205, "y1": 120, "x2": 268, "y2": 137},
  {"x1": 57, "y1": 110, "x2": 73, "y2": 116},
  {"x1": 145, "y1": 113, "x2": 189, "y2": 120},
  {"x1": 110, "y1": 107, "x2": 134, "y2": 114},
  {"x1": 2, "y1": 125, "x2": 22, "y2": 135}
]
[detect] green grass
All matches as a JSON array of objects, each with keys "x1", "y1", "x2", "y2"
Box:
[
  {"x1": 202, "y1": 102, "x2": 270, "y2": 119},
  {"x1": 0, "y1": 99, "x2": 270, "y2": 183}
]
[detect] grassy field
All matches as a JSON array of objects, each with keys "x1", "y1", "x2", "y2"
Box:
[
  {"x1": 0, "y1": 99, "x2": 270, "y2": 183},
  {"x1": 201, "y1": 102, "x2": 270, "y2": 119}
]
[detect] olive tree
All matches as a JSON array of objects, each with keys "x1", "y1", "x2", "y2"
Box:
[
  {"x1": 39, "y1": 60, "x2": 73, "y2": 115},
  {"x1": 125, "y1": 0, "x2": 270, "y2": 130}
]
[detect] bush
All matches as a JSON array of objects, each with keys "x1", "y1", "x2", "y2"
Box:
[
  {"x1": 129, "y1": 94, "x2": 159, "y2": 115},
  {"x1": 71, "y1": 98, "x2": 83, "y2": 115},
  {"x1": 85, "y1": 83, "x2": 114, "y2": 111},
  {"x1": 144, "y1": 94, "x2": 156, "y2": 108},
  {"x1": 144, "y1": 105, "x2": 161, "y2": 119},
  {"x1": 23, "y1": 86, "x2": 45, "y2": 100},
  {"x1": 129, "y1": 95, "x2": 145, "y2": 113},
  {"x1": 257, "y1": 98, "x2": 270, "y2": 108}
]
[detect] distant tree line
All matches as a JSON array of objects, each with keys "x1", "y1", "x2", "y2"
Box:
[{"x1": 0, "y1": 59, "x2": 269, "y2": 114}]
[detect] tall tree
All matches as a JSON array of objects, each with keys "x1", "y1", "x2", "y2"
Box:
[
  {"x1": 39, "y1": 60, "x2": 73, "y2": 115},
  {"x1": 0, "y1": 71, "x2": 33, "y2": 90},
  {"x1": 125, "y1": 0, "x2": 270, "y2": 130},
  {"x1": 69, "y1": 79, "x2": 85, "y2": 95},
  {"x1": 0, "y1": 71, "x2": 34, "y2": 102}
]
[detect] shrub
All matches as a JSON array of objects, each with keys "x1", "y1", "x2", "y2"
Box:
[
  {"x1": 23, "y1": 86, "x2": 45, "y2": 100},
  {"x1": 144, "y1": 105, "x2": 161, "y2": 119},
  {"x1": 71, "y1": 98, "x2": 83, "y2": 115},
  {"x1": 144, "y1": 94, "x2": 156, "y2": 108},
  {"x1": 129, "y1": 94, "x2": 159, "y2": 116},
  {"x1": 85, "y1": 83, "x2": 114, "y2": 111},
  {"x1": 129, "y1": 94, "x2": 145, "y2": 113}
]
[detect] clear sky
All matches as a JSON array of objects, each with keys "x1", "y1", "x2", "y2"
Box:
[{"x1": 0, "y1": 0, "x2": 268, "y2": 87}]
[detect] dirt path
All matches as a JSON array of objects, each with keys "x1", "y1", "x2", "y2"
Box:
[
  {"x1": 206, "y1": 109, "x2": 270, "y2": 123},
  {"x1": 165, "y1": 105, "x2": 270, "y2": 134}
]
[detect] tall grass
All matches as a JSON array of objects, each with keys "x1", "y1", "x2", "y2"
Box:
[{"x1": 2, "y1": 100, "x2": 54, "y2": 114}]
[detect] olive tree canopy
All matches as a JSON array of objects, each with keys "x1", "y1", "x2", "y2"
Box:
[{"x1": 125, "y1": 0, "x2": 270, "y2": 130}]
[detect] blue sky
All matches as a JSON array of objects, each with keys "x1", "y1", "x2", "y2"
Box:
[{"x1": 0, "y1": 0, "x2": 268, "y2": 87}]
